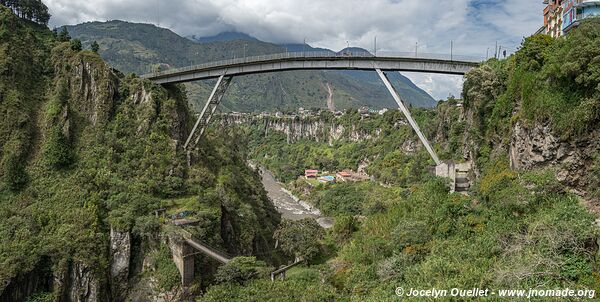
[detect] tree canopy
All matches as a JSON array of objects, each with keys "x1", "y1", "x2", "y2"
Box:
[{"x1": 0, "y1": 0, "x2": 50, "y2": 25}]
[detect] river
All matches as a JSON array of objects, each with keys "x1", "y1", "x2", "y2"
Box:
[{"x1": 259, "y1": 167, "x2": 334, "y2": 228}]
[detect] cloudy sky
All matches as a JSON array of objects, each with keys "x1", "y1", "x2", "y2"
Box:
[{"x1": 45, "y1": 0, "x2": 545, "y2": 100}]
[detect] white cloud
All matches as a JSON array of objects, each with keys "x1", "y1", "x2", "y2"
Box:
[
  {"x1": 402, "y1": 73, "x2": 465, "y2": 101},
  {"x1": 44, "y1": 0, "x2": 545, "y2": 100}
]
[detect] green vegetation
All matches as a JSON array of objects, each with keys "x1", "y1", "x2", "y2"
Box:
[
  {"x1": 90, "y1": 40, "x2": 99, "y2": 53},
  {"x1": 199, "y1": 22, "x2": 600, "y2": 300},
  {"x1": 248, "y1": 108, "x2": 447, "y2": 186},
  {"x1": 25, "y1": 292, "x2": 53, "y2": 302},
  {"x1": 148, "y1": 246, "x2": 181, "y2": 291},
  {"x1": 273, "y1": 219, "x2": 324, "y2": 261},
  {"x1": 0, "y1": 6, "x2": 280, "y2": 300},
  {"x1": 201, "y1": 171, "x2": 598, "y2": 301},
  {"x1": 69, "y1": 38, "x2": 82, "y2": 51},
  {"x1": 464, "y1": 19, "x2": 600, "y2": 141},
  {"x1": 0, "y1": 0, "x2": 50, "y2": 25},
  {"x1": 202, "y1": 267, "x2": 339, "y2": 302},
  {"x1": 214, "y1": 257, "x2": 269, "y2": 284},
  {"x1": 1, "y1": 3, "x2": 599, "y2": 301},
  {"x1": 0, "y1": 4, "x2": 54, "y2": 192}
]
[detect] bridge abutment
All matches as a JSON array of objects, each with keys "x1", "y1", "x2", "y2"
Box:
[{"x1": 169, "y1": 238, "x2": 195, "y2": 286}]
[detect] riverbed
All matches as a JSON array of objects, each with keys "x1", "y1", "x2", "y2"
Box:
[{"x1": 259, "y1": 167, "x2": 334, "y2": 228}]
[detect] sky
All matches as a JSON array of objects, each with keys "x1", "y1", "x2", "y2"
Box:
[{"x1": 45, "y1": 0, "x2": 545, "y2": 100}]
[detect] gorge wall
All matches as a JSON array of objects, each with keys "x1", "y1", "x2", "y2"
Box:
[
  {"x1": 0, "y1": 6, "x2": 280, "y2": 301},
  {"x1": 219, "y1": 113, "x2": 384, "y2": 144}
]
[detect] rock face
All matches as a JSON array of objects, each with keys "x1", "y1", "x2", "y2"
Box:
[
  {"x1": 110, "y1": 228, "x2": 131, "y2": 301},
  {"x1": 60, "y1": 262, "x2": 103, "y2": 302},
  {"x1": 220, "y1": 114, "x2": 378, "y2": 144},
  {"x1": 0, "y1": 263, "x2": 52, "y2": 302},
  {"x1": 510, "y1": 121, "x2": 599, "y2": 194}
]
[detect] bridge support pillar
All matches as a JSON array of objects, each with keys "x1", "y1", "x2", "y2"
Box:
[
  {"x1": 184, "y1": 74, "x2": 233, "y2": 150},
  {"x1": 169, "y1": 239, "x2": 195, "y2": 286},
  {"x1": 375, "y1": 69, "x2": 441, "y2": 166}
]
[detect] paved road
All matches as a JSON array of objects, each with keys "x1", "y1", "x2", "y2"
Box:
[{"x1": 260, "y1": 167, "x2": 333, "y2": 228}]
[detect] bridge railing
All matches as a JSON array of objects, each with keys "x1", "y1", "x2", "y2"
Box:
[{"x1": 144, "y1": 51, "x2": 484, "y2": 78}]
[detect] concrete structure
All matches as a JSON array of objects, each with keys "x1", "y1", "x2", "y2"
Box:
[
  {"x1": 544, "y1": 0, "x2": 565, "y2": 37},
  {"x1": 146, "y1": 51, "x2": 480, "y2": 176},
  {"x1": 563, "y1": 0, "x2": 600, "y2": 33},
  {"x1": 169, "y1": 238, "x2": 195, "y2": 286},
  {"x1": 143, "y1": 52, "x2": 480, "y2": 85},
  {"x1": 170, "y1": 230, "x2": 231, "y2": 286},
  {"x1": 435, "y1": 161, "x2": 473, "y2": 193}
]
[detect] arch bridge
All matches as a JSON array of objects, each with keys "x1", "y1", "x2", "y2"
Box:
[{"x1": 143, "y1": 51, "x2": 481, "y2": 169}]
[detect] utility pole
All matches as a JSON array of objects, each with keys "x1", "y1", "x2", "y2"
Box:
[
  {"x1": 450, "y1": 40, "x2": 453, "y2": 61},
  {"x1": 486, "y1": 47, "x2": 489, "y2": 60},
  {"x1": 243, "y1": 43, "x2": 247, "y2": 60}
]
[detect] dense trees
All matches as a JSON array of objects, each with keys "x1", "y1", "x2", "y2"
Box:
[
  {"x1": 214, "y1": 257, "x2": 268, "y2": 284},
  {"x1": 0, "y1": 0, "x2": 50, "y2": 25},
  {"x1": 273, "y1": 219, "x2": 324, "y2": 261}
]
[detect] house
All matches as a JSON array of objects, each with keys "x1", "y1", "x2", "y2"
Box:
[
  {"x1": 335, "y1": 170, "x2": 369, "y2": 182},
  {"x1": 336, "y1": 171, "x2": 352, "y2": 182},
  {"x1": 305, "y1": 169, "x2": 319, "y2": 178}
]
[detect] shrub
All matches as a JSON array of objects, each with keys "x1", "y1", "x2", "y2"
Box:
[
  {"x1": 274, "y1": 219, "x2": 324, "y2": 261},
  {"x1": 214, "y1": 256, "x2": 268, "y2": 284},
  {"x1": 332, "y1": 215, "x2": 358, "y2": 243},
  {"x1": 42, "y1": 126, "x2": 74, "y2": 169},
  {"x1": 149, "y1": 246, "x2": 180, "y2": 290},
  {"x1": 3, "y1": 151, "x2": 28, "y2": 190},
  {"x1": 26, "y1": 292, "x2": 54, "y2": 302},
  {"x1": 391, "y1": 219, "x2": 431, "y2": 250},
  {"x1": 70, "y1": 39, "x2": 82, "y2": 51}
]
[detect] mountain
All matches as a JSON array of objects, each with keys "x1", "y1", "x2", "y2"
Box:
[
  {"x1": 278, "y1": 43, "x2": 333, "y2": 53},
  {"x1": 65, "y1": 21, "x2": 437, "y2": 112},
  {"x1": 190, "y1": 31, "x2": 259, "y2": 43}
]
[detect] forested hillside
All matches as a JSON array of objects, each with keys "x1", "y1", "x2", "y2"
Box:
[
  {"x1": 0, "y1": 5, "x2": 280, "y2": 301},
  {"x1": 64, "y1": 20, "x2": 438, "y2": 111}
]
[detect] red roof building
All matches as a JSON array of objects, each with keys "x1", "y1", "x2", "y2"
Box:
[{"x1": 305, "y1": 169, "x2": 319, "y2": 178}]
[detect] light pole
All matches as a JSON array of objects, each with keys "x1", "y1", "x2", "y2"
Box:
[
  {"x1": 415, "y1": 41, "x2": 418, "y2": 57},
  {"x1": 450, "y1": 40, "x2": 453, "y2": 61},
  {"x1": 374, "y1": 36, "x2": 377, "y2": 56},
  {"x1": 303, "y1": 37, "x2": 306, "y2": 55}
]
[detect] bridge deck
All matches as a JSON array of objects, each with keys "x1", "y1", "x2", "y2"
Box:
[
  {"x1": 143, "y1": 51, "x2": 481, "y2": 84},
  {"x1": 181, "y1": 230, "x2": 231, "y2": 264}
]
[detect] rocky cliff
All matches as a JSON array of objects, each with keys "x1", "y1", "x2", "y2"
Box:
[
  {"x1": 219, "y1": 113, "x2": 380, "y2": 144},
  {"x1": 510, "y1": 122, "x2": 600, "y2": 197},
  {"x1": 458, "y1": 32, "x2": 600, "y2": 206}
]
